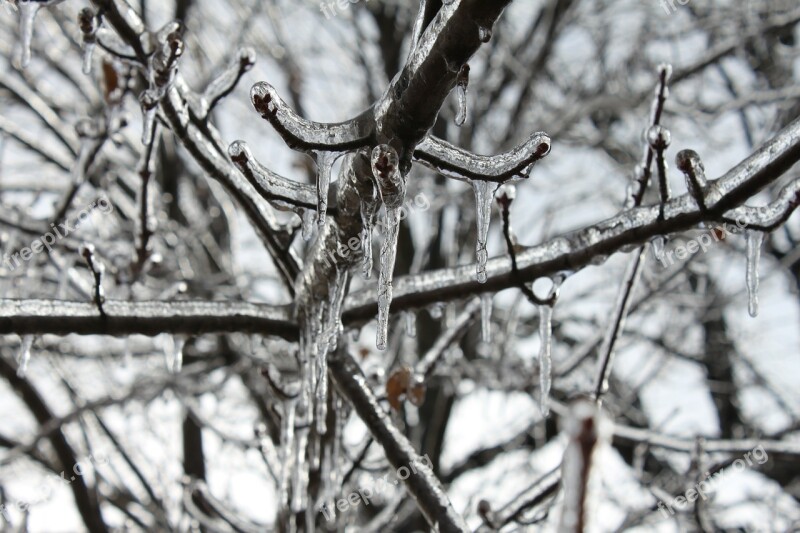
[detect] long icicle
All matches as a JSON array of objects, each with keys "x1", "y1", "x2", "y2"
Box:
[
  {"x1": 377, "y1": 205, "x2": 402, "y2": 350},
  {"x1": 538, "y1": 305, "x2": 553, "y2": 417},
  {"x1": 473, "y1": 180, "x2": 497, "y2": 283},
  {"x1": 746, "y1": 230, "x2": 763, "y2": 317},
  {"x1": 371, "y1": 145, "x2": 407, "y2": 350},
  {"x1": 537, "y1": 275, "x2": 564, "y2": 417},
  {"x1": 315, "y1": 151, "x2": 336, "y2": 226},
  {"x1": 16, "y1": 334, "x2": 34, "y2": 378},
  {"x1": 480, "y1": 292, "x2": 492, "y2": 343},
  {"x1": 17, "y1": 1, "x2": 42, "y2": 68}
]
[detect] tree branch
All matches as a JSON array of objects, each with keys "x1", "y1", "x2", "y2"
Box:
[{"x1": 0, "y1": 300, "x2": 297, "y2": 339}]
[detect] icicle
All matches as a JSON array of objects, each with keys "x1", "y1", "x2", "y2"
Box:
[
  {"x1": 377, "y1": 206, "x2": 401, "y2": 350},
  {"x1": 123, "y1": 338, "x2": 133, "y2": 367},
  {"x1": 478, "y1": 26, "x2": 492, "y2": 43},
  {"x1": 652, "y1": 236, "x2": 665, "y2": 264},
  {"x1": 78, "y1": 8, "x2": 97, "y2": 75},
  {"x1": 16, "y1": 335, "x2": 34, "y2": 378},
  {"x1": 537, "y1": 305, "x2": 553, "y2": 417},
  {"x1": 472, "y1": 180, "x2": 497, "y2": 283},
  {"x1": 360, "y1": 200, "x2": 375, "y2": 279},
  {"x1": 536, "y1": 275, "x2": 564, "y2": 417},
  {"x1": 325, "y1": 270, "x2": 347, "y2": 352},
  {"x1": 140, "y1": 92, "x2": 158, "y2": 146},
  {"x1": 372, "y1": 145, "x2": 407, "y2": 351},
  {"x1": 314, "y1": 151, "x2": 336, "y2": 226},
  {"x1": 745, "y1": 230, "x2": 763, "y2": 317},
  {"x1": 455, "y1": 65, "x2": 469, "y2": 127},
  {"x1": 480, "y1": 293, "x2": 492, "y2": 343},
  {"x1": 317, "y1": 272, "x2": 346, "y2": 436},
  {"x1": 321, "y1": 438, "x2": 335, "y2": 521},
  {"x1": 17, "y1": 1, "x2": 42, "y2": 68},
  {"x1": 172, "y1": 337, "x2": 185, "y2": 373},
  {"x1": 82, "y1": 42, "x2": 95, "y2": 75},
  {"x1": 279, "y1": 399, "x2": 297, "y2": 508},
  {"x1": 300, "y1": 209, "x2": 315, "y2": 241},
  {"x1": 405, "y1": 311, "x2": 417, "y2": 338},
  {"x1": 291, "y1": 421, "x2": 310, "y2": 513},
  {"x1": 162, "y1": 335, "x2": 185, "y2": 373},
  {"x1": 315, "y1": 363, "x2": 328, "y2": 436},
  {"x1": 429, "y1": 303, "x2": 443, "y2": 319},
  {"x1": 309, "y1": 430, "x2": 321, "y2": 472}
]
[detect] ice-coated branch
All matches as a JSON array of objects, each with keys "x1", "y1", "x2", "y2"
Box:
[
  {"x1": 160, "y1": 86, "x2": 302, "y2": 287},
  {"x1": 717, "y1": 177, "x2": 800, "y2": 232},
  {"x1": 373, "y1": 0, "x2": 514, "y2": 162},
  {"x1": 0, "y1": 71, "x2": 81, "y2": 155},
  {"x1": 250, "y1": 82, "x2": 375, "y2": 152},
  {"x1": 593, "y1": 247, "x2": 645, "y2": 401},
  {"x1": 328, "y1": 345, "x2": 469, "y2": 533},
  {"x1": 342, "y1": 115, "x2": 800, "y2": 322},
  {"x1": 558, "y1": 399, "x2": 610, "y2": 533},
  {"x1": 134, "y1": 118, "x2": 159, "y2": 275},
  {"x1": 647, "y1": 124, "x2": 672, "y2": 221},
  {"x1": 414, "y1": 132, "x2": 551, "y2": 183},
  {"x1": 0, "y1": 354, "x2": 108, "y2": 533},
  {"x1": 0, "y1": 299, "x2": 297, "y2": 338},
  {"x1": 228, "y1": 140, "x2": 318, "y2": 211},
  {"x1": 202, "y1": 47, "x2": 256, "y2": 117},
  {"x1": 87, "y1": 0, "x2": 301, "y2": 288},
  {"x1": 613, "y1": 424, "x2": 800, "y2": 457},
  {"x1": 90, "y1": 0, "x2": 148, "y2": 60},
  {"x1": 626, "y1": 64, "x2": 672, "y2": 209},
  {"x1": 490, "y1": 467, "x2": 561, "y2": 529},
  {"x1": 80, "y1": 244, "x2": 106, "y2": 317},
  {"x1": 0, "y1": 113, "x2": 73, "y2": 171},
  {"x1": 186, "y1": 480, "x2": 266, "y2": 533},
  {"x1": 415, "y1": 298, "x2": 480, "y2": 378},
  {"x1": 677, "y1": 149, "x2": 708, "y2": 211}
]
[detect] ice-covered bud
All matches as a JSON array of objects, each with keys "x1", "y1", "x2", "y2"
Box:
[
  {"x1": 371, "y1": 144, "x2": 406, "y2": 209},
  {"x1": 676, "y1": 149, "x2": 707, "y2": 204},
  {"x1": 78, "y1": 8, "x2": 97, "y2": 43},
  {"x1": 496, "y1": 184, "x2": 516, "y2": 210},
  {"x1": 238, "y1": 46, "x2": 256, "y2": 71},
  {"x1": 646, "y1": 125, "x2": 671, "y2": 150},
  {"x1": 676, "y1": 149, "x2": 705, "y2": 183},
  {"x1": 657, "y1": 63, "x2": 673, "y2": 83},
  {"x1": 75, "y1": 117, "x2": 101, "y2": 139},
  {"x1": 251, "y1": 82, "x2": 279, "y2": 117}
]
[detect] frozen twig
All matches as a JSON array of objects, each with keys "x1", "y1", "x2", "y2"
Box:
[
  {"x1": 557, "y1": 399, "x2": 610, "y2": 533},
  {"x1": 415, "y1": 298, "x2": 480, "y2": 378},
  {"x1": 343, "y1": 113, "x2": 800, "y2": 322},
  {"x1": 0, "y1": 299, "x2": 297, "y2": 338},
  {"x1": 250, "y1": 82, "x2": 374, "y2": 152},
  {"x1": 328, "y1": 345, "x2": 469, "y2": 533},
  {"x1": 228, "y1": 140, "x2": 318, "y2": 211},
  {"x1": 414, "y1": 132, "x2": 551, "y2": 183},
  {"x1": 80, "y1": 244, "x2": 106, "y2": 318},
  {"x1": 201, "y1": 47, "x2": 256, "y2": 117}
]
